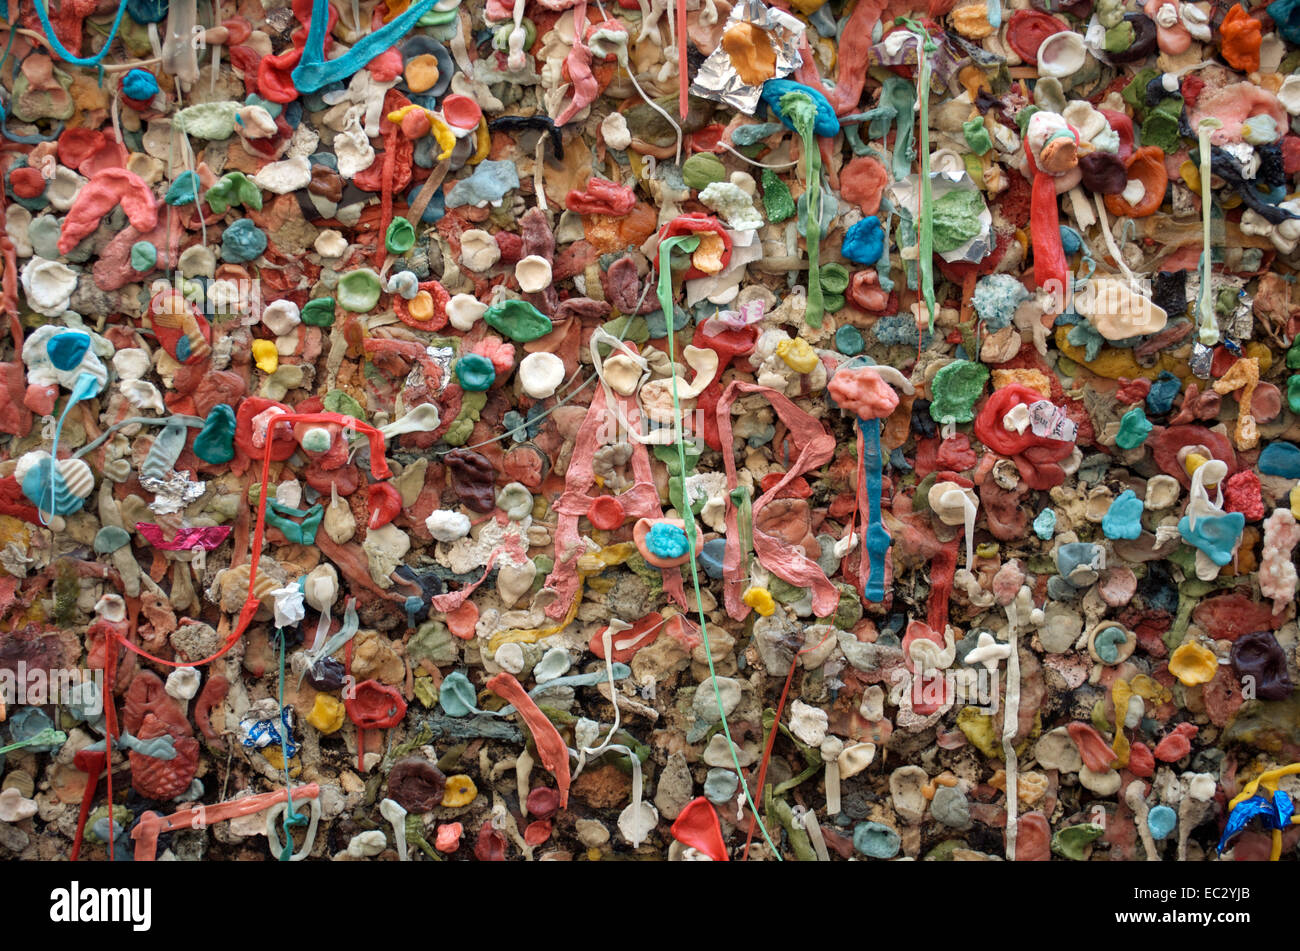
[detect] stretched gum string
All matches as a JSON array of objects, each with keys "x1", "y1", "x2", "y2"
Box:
[
  {"x1": 676, "y1": 0, "x2": 687, "y2": 119},
  {"x1": 794, "y1": 0, "x2": 884, "y2": 116},
  {"x1": 486, "y1": 672, "x2": 571, "y2": 807},
  {"x1": 960, "y1": 488, "x2": 977, "y2": 570},
  {"x1": 911, "y1": 24, "x2": 936, "y2": 332},
  {"x1": 1196, "y1": 121, "x2": 1220, "y2": 345},
  {"x1": 1025, "y1": 141, "x2": 1068, "y2": 297},
  {"x1": 374, "y1": 103, "x2": 399, "y2": 269},
  {"x1": 291, "y1": 0, "x2": 439, "y2": 92},
  {"x1": 555, "y1": 0, "x2": 599, "y2": 126},
  {"x1": 714, "y1": 380, "x2": 838, "y2": 619},
  {"x1": 858, "y1": 417, "x2": 891, "y2": 601},
  {"x1": 927, "y1": 536, "x2": 959, "y2": 632},
  {"x1": 785, "y1": 95, "x2": 825, "y2": 328},
  {"x1": 29, "y1": 0, "x2": 131, "y2": 66}
]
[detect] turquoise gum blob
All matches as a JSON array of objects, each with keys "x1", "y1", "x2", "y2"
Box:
[
  {"x1": 438, "y1": 671, "x2": 478, "y2": 717},
  {"x1": 703, "y1": 768, "x2": 739, "y2": 804},
  {"x1": 444, "y1": 160, "x2": 520, "y2": 207},
  {"x1": 972, "y1": 273, "x2": 1030, "y2": 331},
  {"x1": 1147, "y1": 805, "x2": 1177, "y2": 840},
  {"x1": 46, "y1": 330, "x2": 90, "y2": 371},
  {"x1": 1094, "y1": 626, "x2": 1128, "y2": 663},
  {"x1": 1259, "y1": 442, "x2": 1300, "y2": 479},
  {"x1": 165, "y1": 170, "x2": 200, "y2": 205},
  {"x1": 835, "y1": 324, "x2": 865, "y2": 357},
  {"x1": 1057, "y1": 541, "x2": 1102, "y2": 576},
  {"x1": 646, "y1": 522, "x2": 689, "y2": 560},
  {"x1": 220, "y1": 219, "x2": 267, "y2": 263},
  {"x1": 1101, "y1": 490, "x2": 1144, "y2": 540},
  {"x1": 1178, "y1": 511, "x2": 1246, "y2": 566},
  {"x1": 1115, "y1": 406, "x2": 1153, "y2": 450},
  {"x1": 130, "y1": 241, "x2": 157, "y2": 271},
  {"x1": 853, "y1": 821, "x2": 901, "y2": 858},
  {"x1": 1033, "y1": 508, "x2": 1057, "y2": 540},
  {"x1": 1145, "y1": 371, "x2": 1181, "y2": 415},
  {"x1": 194, "y1": 405, "x2": 237, "y2": 464},
  {"x1": 454, "y1": 353, "x2": 496, "y2": 391}
]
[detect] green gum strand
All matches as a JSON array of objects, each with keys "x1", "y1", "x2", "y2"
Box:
[
  {"x1": 905, "y1": 20, "x2": 938, "y2": 334},
  {"x1": 779, "y1": 91, "x2": 824, "y2": 329}
]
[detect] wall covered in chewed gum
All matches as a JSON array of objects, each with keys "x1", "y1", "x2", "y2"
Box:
[{"x1": 0, "y1": 0, "x2": 1297, "y2": 870}]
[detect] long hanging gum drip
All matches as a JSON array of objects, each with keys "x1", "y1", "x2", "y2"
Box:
[
  {"x1": 903, "y1": 18, "x2": 937, "y2": 332},
  {"x1": 860, "y1": 417, "x2": 890, "y2": 601},
  {"x1": 781, "y1": 91, "x2": 824, "y2": 327},
  {"x1": 1196, "y1": 119, "x2": 1222, "y2": 346}
]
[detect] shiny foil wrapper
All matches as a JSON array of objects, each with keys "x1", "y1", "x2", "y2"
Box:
[
  {"x1": 688, "y1": 0, "x2": 804, "y2": 113},
  {"x1": 1189, "y1": 341, "x2": 1214, "y2": 379}
]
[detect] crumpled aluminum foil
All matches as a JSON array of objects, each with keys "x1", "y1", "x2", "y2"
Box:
[{"x1": 689, "y1": 0, "x2": 804, "y2": 113}]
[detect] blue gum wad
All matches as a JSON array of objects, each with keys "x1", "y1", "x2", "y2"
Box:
[
  {"x1": 454, "y1": 353, "x2": 495, "y2": 391},
  {"x1": 1178, "y1": 511, "x2": 1246, "y2": 565},
  {"x1": 1033, "y1": 508, "x2": 1057, "y2": 539},
  {"x1": 221, "y1": 219, "x2": 268, "y2": 263},
  {"x1": 759, "y1": 80, "x2": 840, "y2": 137},
  {"x1": 853, "y1": 821, "x2": 901, "y2": 858},
  {"x1": 873, "y1": 314, "x2": 927, "y2": 348},
  {"x1": 835, "y1": 324, "x2": 865, "y2": 356},
  {"x1": 1115, "y1": 406, "x2": 1153, "y2": 449},
  {"x1": 1057, "y1": 541, "x2": 1102, "y2": 576},
  {"x1": 1093, "y1": 626, "x2": 1128, "y2": 662},
  {"x1": 1148, "y1": 804, "x2": 1177, "y2": 840},
  {"x1": 972, "y1": 273, "x2": 1029, "y2": 331},
  {"x1": 194, "y1": 405, "x2": 236, "y2": 464},
  {"x1": 165, "y1": 170, "x2": 200, "y2": 206},
  {"x1": 1259, "y1": 441, "x2": 1300, "y2": 478},
  {"x1": 842, "y1": 216, "x2": 885, "y2": 265},
  {"x1": 122, "y1": 68, "x2": 159, "y2": 99},
  {"x1": 646, "y1": 522, "x2": 690, "y2": 559},
  {"x1": 1273, "y1": 0, "x2": 1300, "y2": 43},
  {"x1": 1145, "y1": 370, "x2": 1181, "y2": 415},
  {"x1": 1102, "y1": 489, "x2": 1143, "y2": 540},
  {"x1": 46, "y1": 330, "x2": 89, "y2": 370},
  {"x1": 444, "y1": 160, "x2": 519, "y2": 208}
]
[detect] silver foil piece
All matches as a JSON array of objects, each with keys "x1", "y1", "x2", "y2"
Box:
[
  {"x1": 1189, "y1": 342, "x2": 1214, "y2": 379},
  {"x1": 689, "y1": 0, "x2": 804, "y2": 113}
]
